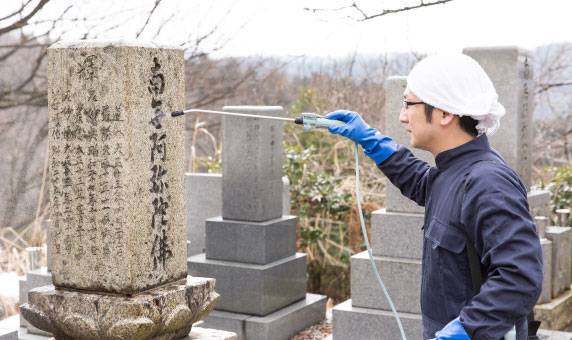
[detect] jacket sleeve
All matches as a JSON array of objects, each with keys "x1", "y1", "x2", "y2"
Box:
[
  {"x1": 459, "y1": 164, "x2": 543, "y2": 340},
  {"x1": 377, "y1": 145, "x2": 431, "y2": 207}
]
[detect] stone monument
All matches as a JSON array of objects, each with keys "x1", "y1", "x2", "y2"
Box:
[
  {"x1": 333, "y1": 47, "x2": 538, "y2": 339},
  {"x1": 19, "y1": 40, "x2": 221, "y2": 340},
  {"x1": 188, "y1": 106, "x2": 327, "y2": 340}
]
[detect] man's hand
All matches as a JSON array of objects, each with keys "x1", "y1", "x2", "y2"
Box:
[
  {"x1": 325, "y1": 110, "x2": 397, "y2": 164},
  {"x1": 433, "y1": 317, "x2": 470, "y2": 340}
]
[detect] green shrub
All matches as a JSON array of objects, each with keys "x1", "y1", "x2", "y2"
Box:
[{"x1": 539, "y1": 166, "x2": 572, "y2": 227}]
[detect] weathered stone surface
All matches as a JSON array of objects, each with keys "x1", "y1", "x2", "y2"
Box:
[
  {"x1": 528, "y1": 189, "x2": 551, "y2": 220},
  {"x1": 350, "y1": 251, "x2": 422, "y2": 314},
  {"x1": 463, "y1": 47, "x2": 534, "y2": 189},
  {"x1": 186, "y1": 173, "x2": 222, "y2": 256},
  {"x1": 185, "y1": 327, "x2": 237, "y2": 340},
  {"x1": 371, "y1": 209, "x2": 424, "y2": 259},
  {"x1": 384, "y1": 76, "x2": 434, "y2": 214},
  {"x1": 534, "y1": 285, "x2": 572, "y2": 331},
  {"x1": 332, "y1": 300, "x2": 422, "y2": 340},
  {"x1": 188, "y1": 253, "x2": 307, "y2": 316},
  {"x1": 538, "y1": 238, "x2": 553, "y2": 304},
  {"x1": 545, "y1": 226, "x2": 571, "y2": 298},
  {"x1": 20, "y1": 276, "x2": 218, "y2": 340},
  {"x1": 221, "y1": 106, "x2": 284, "y2": 222},
  {"x1": 205, "y1": 215, "x2": 297, "y2": 264},
  {"x1": 47, "y1": 40, "x2": 187, "y2": 294}
]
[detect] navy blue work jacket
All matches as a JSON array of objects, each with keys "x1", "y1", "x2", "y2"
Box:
[{"x1": 378, "y1": 134, "x2": 543, "y2": 340}]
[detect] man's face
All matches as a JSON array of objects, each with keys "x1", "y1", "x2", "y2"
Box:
[{"x1": 400, "y1": 88, "x2": 439, "y2": 151}]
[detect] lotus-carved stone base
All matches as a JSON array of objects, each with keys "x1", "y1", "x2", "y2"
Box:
[{"x1": 20, "y1": 276, "x2": 219, "y2": 340}]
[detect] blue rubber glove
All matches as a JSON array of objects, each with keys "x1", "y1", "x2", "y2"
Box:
[
  {"x1": 434, "y1": 317, "x2": 470, "y2": 340},
  {"x1": 325, "y1": 110, "x2": 397, "y2": 164}
]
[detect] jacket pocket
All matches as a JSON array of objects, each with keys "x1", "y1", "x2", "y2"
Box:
[{"x1": 424, "y1": 217, "x2": 468, "y2": 301}]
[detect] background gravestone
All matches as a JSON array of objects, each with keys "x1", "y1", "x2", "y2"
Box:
[{"x1": 188, "y1": 106, "x2": 326, "y2": 340}]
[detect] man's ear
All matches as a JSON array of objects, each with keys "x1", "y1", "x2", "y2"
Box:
[{"x1": 439, "y1": 111, "x2": 455, "y2": 127}]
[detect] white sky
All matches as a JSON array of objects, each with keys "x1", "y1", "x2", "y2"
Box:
[
  {"x1": 209, "y1": 0, "x2": 572, "y2": 57},
  {"x1": 4, "y1": 0, "x2": 572, "y2": 58}
]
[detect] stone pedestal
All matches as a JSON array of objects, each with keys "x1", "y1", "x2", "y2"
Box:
[
  {"x1": 188, "y1": 106, "x2": 326, "y2": 339},
  {"x1": 21, "y1": 277, "x2": 219, "y2": 340},
  {"x1": 20, "y1": 40, "x2": 218, "y2": 340}
]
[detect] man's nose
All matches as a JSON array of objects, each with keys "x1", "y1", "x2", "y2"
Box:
[{"x1": 399, "y1": 108, "x2": 408, "y2": 123}]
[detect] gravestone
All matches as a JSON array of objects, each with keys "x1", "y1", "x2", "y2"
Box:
[
  {"x1": 188, "y1": 106, "x2": 326, "y2": 340},
  {"x1": 334, "y1": 47, "x2": 537, "y2": 340},
  {"x1": 463, "y1": 47, "x2": 534, "y2": 189},
  {"x1": 20, "y1": 40, "x2": 221, "y2": 340}
]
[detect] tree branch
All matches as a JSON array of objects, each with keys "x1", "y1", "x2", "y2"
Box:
[
  {"x1": 305, "y1": 0, "x2": 456, "y2": 21},
  {"x1": 0, "y1": 0, "x2": 50, "y2": 35},
  {"x1": 536, "y1": 81, "x2": 572, "y2": 94}
]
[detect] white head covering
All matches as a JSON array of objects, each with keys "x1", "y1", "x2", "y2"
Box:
[{"x1": 407, "y1": 54, "x2": 505, "y2": 135}]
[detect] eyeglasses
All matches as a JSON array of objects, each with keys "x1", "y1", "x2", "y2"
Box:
[{"x1": 402, "y1": 100, "x2": 425, "y2": 109}]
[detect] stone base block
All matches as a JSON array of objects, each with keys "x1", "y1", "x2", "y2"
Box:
[
  {"x1": 538, "y1": 239, "x2": 553, "y2": 304},
  {"x1": 0, "y1": 329, "x2": 17, "y2": 340},
  {"x1": 205, "y1": 216, "x2": 296, "y2": 264},
  {"x1": 371, "y1": 209, "x2": 424, "y2": 259},
  {"x1": 351, "y1": 251, "x2": 422, "y2": 314},
  {"x1": 201, "y1": 293, "x2": 327, "y2": 340},
  {"x1": 20, "y1": 276, "x2": 218, "y2": 340},
  {"x1": 545, "y1": 227, "x2": 571, "y2": 298},
  {"x1": 534, "y1": 285, "x2": 572, "y2": 331},
  {"x1": 332, "y1": 299, "x2": 422, "y2": 340},
  {"x1": 184, "y1": 327, "x2": 237, "y2": 340},
  {"x1": 188, "y1": 253, "x2": 306, "y2": 316},
  {"x1": 537, "y1": 329, "x2": 572, "y2": 340}
]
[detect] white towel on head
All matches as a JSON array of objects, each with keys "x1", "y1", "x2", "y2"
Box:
[{"x1": 407, "y1": 54, "x2": 505, "y2": 135}]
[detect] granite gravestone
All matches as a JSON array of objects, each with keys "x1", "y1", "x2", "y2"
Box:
[{"x1": 20, "y1": 40, "x2": 220, "y2": 340}]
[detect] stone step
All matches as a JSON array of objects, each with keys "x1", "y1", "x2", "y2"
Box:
[
  {"x1": 534, "y1": 285, "x2": 572, "y2": 331},
  {"x1": 188, "y1": 253, "x2": 307, "y2": 316},
  {"x1": 201, "y1": 293, "x2": 327, "y2": 340},
  {"x1": 205, "y1": 215, "x2": 296, "y2": 265},
  {"x1": 332, "y1": 299, "x2": 422, "y2": 340},
  {"x1": 351, "y1": 251, "x2": 421, "y2": 314},
  {"x1": 371, "y1": 209, "x2": 424, "y2": 259}
]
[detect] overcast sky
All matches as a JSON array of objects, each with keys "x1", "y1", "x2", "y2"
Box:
[{"x1": 5, "y1": 0, "x2": 572, "y2": 58}]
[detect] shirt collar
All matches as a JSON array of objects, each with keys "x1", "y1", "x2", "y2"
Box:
[{"x1": 434, "y1": 134, "x2": 491, "y2": 170}]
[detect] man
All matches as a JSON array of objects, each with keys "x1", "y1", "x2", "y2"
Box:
[{"x1": 325, "y1": 54, "x2": 543, "y2": 340}]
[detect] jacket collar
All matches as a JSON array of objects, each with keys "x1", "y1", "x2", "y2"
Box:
[{"x1": 434, "y1": 134, "x2": 491, "y2": 170}]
